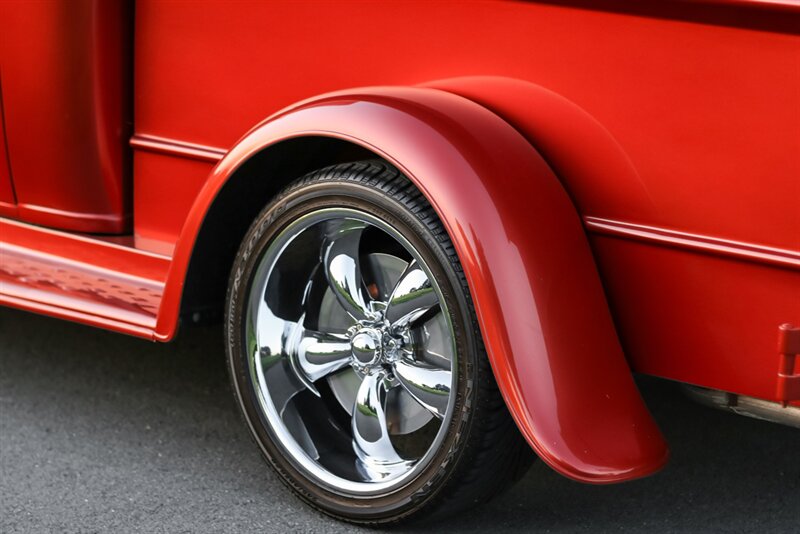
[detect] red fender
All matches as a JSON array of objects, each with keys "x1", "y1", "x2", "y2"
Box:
[
  {"x1": 157, "y1": 86, "x2": 668, "y2": 483},
  {"x1": 426, "y1": 76, "x2": 657, "y2": 222}
]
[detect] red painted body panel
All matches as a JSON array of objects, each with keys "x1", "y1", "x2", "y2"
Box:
[
  {"x1": 156, "y1": 87, "x2": 668, "y2": 482},
  {"x1": 132, "y1": 1, "x2": 799, "y2": 249},
  {"x1": 0, "y1": 0, "x2": 798, "y2": 483},
  {"x1": 0, "y1": 84, "x2": 16, "y2": 213},
  {"x1": 427, "y1": 76, "x2": 800, "y2": 404},
  {"x1": 132, "y1": 151, "x2": 217, "y2": 253},
  {"x1": 592, "y1": 237, "x2": 799, "y2": 400},
  {"x1": 0, "y1": 0, "x2": 132, "y2": 233},
  {"x1": 0, "y1": 218, "x2": 169, "y2": 337}
]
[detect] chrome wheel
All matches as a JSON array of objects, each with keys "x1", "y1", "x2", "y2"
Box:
[
  {"x1": 227, "y1": 161, "x2": 532, "y2": 523},
  {"x1": 245, "y1": 208, "x2": 456, "y2": 495}
]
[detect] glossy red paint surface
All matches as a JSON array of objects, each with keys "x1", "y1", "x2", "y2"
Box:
[
  {"x1": 0, "y1": 0, "x2": 131, "y2": 233},
  {"x1": 1, "y1": 0, "x2": 798, "y2": 484},
  {"x1": 133, "y1": 0, "x2": 798, "y2": 249},
  {"x1": 0, "y1": 218, "x2": 169, "y2": 337},
  {"x1": 0, "y1": 85, "x2": 16, "y2": 213},
  {"x1": 592, "y1": 236, "x2": 799, "y2": 397},
  {"x1": 128, "y1": 135, "x2": 227, "y2": 250},
  {"x1": 132, "y1": 150, "x2": 220, "y2": 253},
  {"x1": 425, "y1": 76, "x2": 800, "y2": 404},
  {"x1": 156, "y1": 87, "x2": 668, "y2": 482}
]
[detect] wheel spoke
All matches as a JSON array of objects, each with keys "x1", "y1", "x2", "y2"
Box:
[
  {"x1": 392, "y1": 358, "x2": 451, "y2": 419},
  {"x1": 352, "y1": 371, "x2": 409, "y2": 479},
  {"x1": 290, "y1": 327, "x2": 352, "y2": 383},
  {"x1": 257, "y1": 290, "x2": 351, "y2": 397},
  {"x1": 385, "y1": 261, "x2": 439, "y2": 328},
  {"x1": 322, "y1": 219, "x2": 373, "y2": 321}
]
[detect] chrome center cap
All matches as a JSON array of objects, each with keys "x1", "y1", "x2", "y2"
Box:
[{"x1": 351, "y1": 328, "x2": 383, "y2": 366}]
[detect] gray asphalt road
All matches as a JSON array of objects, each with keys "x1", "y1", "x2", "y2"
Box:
[{"x1": 1, "y1": 307, "x2": 798, "y2": 533}]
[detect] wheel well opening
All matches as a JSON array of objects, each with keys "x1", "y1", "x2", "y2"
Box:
[{"x1": 180, "y1": 136, "x2": 377, "y2": 325}]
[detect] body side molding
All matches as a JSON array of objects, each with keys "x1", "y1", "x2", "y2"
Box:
[
  {"x1": 585, "y1": 217, "x2": 800, "y2": 271},
  {"x1": 130, "y1": 134, "x2": 227, "y2": 163}
]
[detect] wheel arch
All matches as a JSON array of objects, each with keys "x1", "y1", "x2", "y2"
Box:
[
  {"x1": 177, "y1": 137, "x2": 375, "y2": 324},
  {"x1": 156, "y1": 85, "x2": 669, "y2": 483}
]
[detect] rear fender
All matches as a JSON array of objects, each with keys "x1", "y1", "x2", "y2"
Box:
[
  {"x1": 157, "y1": 86, "x2": 668, "y2": 483},
  {"x1": 426, "y1": 76, "x2": 656, "y2": 221}
]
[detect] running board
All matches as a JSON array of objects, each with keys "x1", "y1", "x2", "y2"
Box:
[
  {"x1": 0, "y1": 218, "x2": 170, "y2": 339},
  {"x1": 684, "y1": 385, "x2": 800, "y2": 429}
]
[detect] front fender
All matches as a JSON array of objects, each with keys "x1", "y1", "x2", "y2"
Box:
[{"x1": 158, "y1": 86, "x2": 668, "y2": 483}]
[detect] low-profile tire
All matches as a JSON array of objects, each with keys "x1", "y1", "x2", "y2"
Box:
[{"x1": 225, "y1": 160, "x2": 532, "y2": 524}]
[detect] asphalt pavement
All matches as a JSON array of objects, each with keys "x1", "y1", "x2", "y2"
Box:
[{"x1": 1, "y1": 307, "x2": 798, "y2": 533}]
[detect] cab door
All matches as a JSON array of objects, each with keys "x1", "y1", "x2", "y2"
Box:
[{"x1": 0, "y1": 0, "x2": 133, "y2": 234}]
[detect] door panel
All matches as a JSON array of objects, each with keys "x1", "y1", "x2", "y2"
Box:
[{"x1": 0, "y1": 0, "x2": 132, "y2": 233}]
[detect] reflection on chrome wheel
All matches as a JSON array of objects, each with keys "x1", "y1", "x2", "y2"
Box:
[
  {"x1": 226, "y1": 161, "x2": 532, "y2": 524},
  {"x1": 247, "y1": 208, "x2": 456, "y2": 492}
]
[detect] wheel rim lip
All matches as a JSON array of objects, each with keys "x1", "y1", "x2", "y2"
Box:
[{"x1": 244, "y1": 206, "x2": 458, "y2": 497}]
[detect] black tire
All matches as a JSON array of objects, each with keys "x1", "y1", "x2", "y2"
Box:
[{"x1": 225, "y1": 160, "x2": 532, "y2": 525}]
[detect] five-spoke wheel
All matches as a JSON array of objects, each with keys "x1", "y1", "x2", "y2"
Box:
[
  {"x1": 247, "y1": 208, "x2": 456, "y2": 490},
  {"x1": 226, "y1": 161, "x2": 531, "y2": 524}
]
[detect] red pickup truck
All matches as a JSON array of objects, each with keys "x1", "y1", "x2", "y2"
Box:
[{"x1": 0, "y1": 0, "x2": 797, "y2": 525}]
